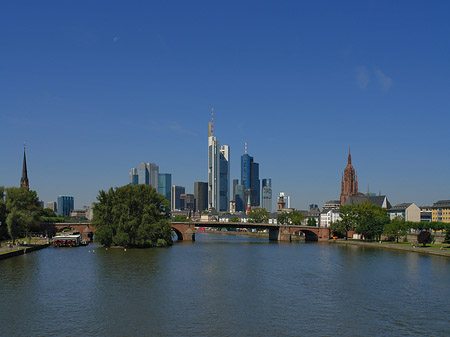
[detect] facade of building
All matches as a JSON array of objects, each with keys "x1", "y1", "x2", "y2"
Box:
[
  {"x1": 129, "y1": 168, "x2": 138, "y2": 185},
  {"x1": 322, "y1": 200, "x2": 341, "y2": 210},
  {"x1": 57, "y1": 195, "x2": 74, "y2": 216},
  {"x1": 240, "y1": 142, "x2": 260, "y2": 207},
  {"x1": 180, "y1": 194, "x2": 195, "y2": 213},
  {"x1": 262, "y1": 178, "x2": 272, "y2": 212},
  {"x1": 171, "y1": 185, "x2": 185, "y2": 211},
  {"x1": 136, "y1": 162, "x2": 159, "y2": 189},
  {"x1": 234, "y1": 184, "x2": 245, "y2": 212},
  {"x1": 388, "y1": 203, "x2": 420, "y2": 222},
  {"x1": 431, "y1": 200, "x2": 450, "y2": 223},
  {"x1": 207, "y1": 108, "x2": 230, "y2": 211},
  {"x1": 319, "y1": 209, "x2": 341, "y2": 227},
  {"x1": 46, "y1": 201, "x2": 57, "y2": 213},
  {"x1": 420, "y1": 206, "x2": 432, "y2": 222},
  {"x1": 340, "y1": 149, "x2": 358, "y2": 206},
  {"x1": 158, "y1": 173, "x2": 172, "y2": 208},
  {"x1": 194, "y1": 182, "x2": 208, "y2": 213}
]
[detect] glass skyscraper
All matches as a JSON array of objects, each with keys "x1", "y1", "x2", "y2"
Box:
[
  {"x1": 262, "y1": 178, "x2": 272, "y2": 212},
  {"x1": 57, "y1": 195, "x2": 74, "y2": 216},
  {"x1": 129, "y1": 168, "x2": 138, "y2": 185},
  {"x1": 158, "y1": 173, "x2": 172, "y2": 208},
  {"x1": 240, "y1": 144, "x2": 260, "y2": 207}
]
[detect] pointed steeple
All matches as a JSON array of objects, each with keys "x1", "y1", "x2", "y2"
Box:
[
  {"x1": 20, "y1": 144, "x2": 29, "y2": 190},
  {"x1": 348, "y1": 147, "x2": 352, "y2": 164}
]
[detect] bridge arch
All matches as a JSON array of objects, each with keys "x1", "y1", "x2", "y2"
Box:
[{"x1": 172, "y1": 227, "x2": 184, "y2": 241}]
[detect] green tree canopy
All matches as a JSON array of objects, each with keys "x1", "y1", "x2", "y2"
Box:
[
  {"x1": 248, "y1": 207, "x2": 269, "y2": 223},
  {"x1": 306, "y1": 217, "x2": 317, "y2": 227},
  {"x1": 277, "y1": 210, "x2": 304, "y2": 226},
  {"x1": 384, "y1": 216, "x2": 407, "y2": 243},
  {"x1": 3, "y1": 187, "x2": 42, "y2": 243},
  {"x1": 92, "y1": 184, "x2": 172, "y2": 247}
]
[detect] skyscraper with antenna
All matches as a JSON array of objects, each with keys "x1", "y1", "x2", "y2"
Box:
[{"x1": 207, "y1": 107, "x2": 230, "y2": 211}]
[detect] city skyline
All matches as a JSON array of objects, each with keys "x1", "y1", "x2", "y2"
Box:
[{"x1": 1, "y1": 1, "x2": 449, "y2": 209}]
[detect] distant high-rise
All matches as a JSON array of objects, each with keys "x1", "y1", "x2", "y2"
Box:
[
  {"x1": 194, "y1": 182, "x2": 208, "y2": 213},
  {"x1": 20, "y1": 145, "x2": 29, "y2": 190},
  {"x1": 129, "y1": 168, "x2": 138, "y2": 186},
  {"x1": 136, "y1": 162, "x2": 159, "y2": 190},
  {"x1": 180, "y1": 194, "x2": 195, "y2": 212},
  {"x1": 46, "y1": 201, "x2": 57, "y2": 213},
  {"x1": 262, "y1": 178, "x2": 272, "y2": 212},
  {"x1": 158, "y1": 173, "x2": 172, "y2": 208},
  {"x1": 240, "y1": 141, "x2": 260, "y2": 207},
  {"x1": 171, "y1": 185, "x2": 185, "y2": 211},
  {"x1": 57, "y1": 195, "x2": 74, "y2": 216},
  {"x1": 235, "y1": 184, "x2": 245, "y2": 212},
  {"x1": 207, "y1": 107, "x2": 230, "y2": 211}
]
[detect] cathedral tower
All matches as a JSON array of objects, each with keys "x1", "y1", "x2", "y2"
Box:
[{"x1": 340, "y1": 148, "x2": 358, "y2": 205}]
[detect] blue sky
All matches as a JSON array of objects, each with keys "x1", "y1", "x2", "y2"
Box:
[{"x1": 1, "y1": 1, "x2": 449, "y2": 209}]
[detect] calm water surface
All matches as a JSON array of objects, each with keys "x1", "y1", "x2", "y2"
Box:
[{"x1": 1, "y1": 233, "x2": 449, "y2": 336}]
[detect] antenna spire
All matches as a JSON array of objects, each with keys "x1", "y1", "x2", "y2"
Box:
[
  {"x1": 211, "y1": 105, "x2": 214, "y2": 134},
  {"x1": 245, "y1": 140, "x2": 247, "y2": 154}
]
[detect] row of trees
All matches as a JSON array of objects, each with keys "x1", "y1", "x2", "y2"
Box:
[
  {"x1": 92, "y1": 184, "x2": 173, "y2": 247},
  {"x1": 331, "y1": 202, "x2": 450, "y2": 243},
  {"x1": 0, "y1": 187, "x2": 45, "y2": 243}
]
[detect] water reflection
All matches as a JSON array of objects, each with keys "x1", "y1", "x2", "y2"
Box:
[{"x1": 0, "y1": 234, "x2": 449, "y2": 336}]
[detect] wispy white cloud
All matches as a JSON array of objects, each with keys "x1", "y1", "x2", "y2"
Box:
[
  {"x1": 168, "y1": 121, "x2": 197, "y2": 136},
  {"x1": 356, "y1": 66, "x2": 370, "y2": 89},
  {"x1": 375, "y1": 69, "x2": 392, "y2": 92}
]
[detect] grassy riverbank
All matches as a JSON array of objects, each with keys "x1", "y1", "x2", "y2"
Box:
[{"x1": 331, "y1": 239, "x2": 450, "y2": 257}]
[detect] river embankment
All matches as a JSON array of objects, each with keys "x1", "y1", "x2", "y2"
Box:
[
  {"x1": 196, "y1": 228, "x2": 270, "y2": 238},
  {"x1": 0, "y1": 243, "x2": 50, "y2": 260},
  {"x1": 331, "y1": 239, "x2": 450, "y2": 257}
]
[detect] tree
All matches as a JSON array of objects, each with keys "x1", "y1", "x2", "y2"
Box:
[
  {"x1": 332, "y1": 205, "x2": 358, "y2": 239},
  {"x1": 4, "y1": 187, "x2": 41, "y2": 243},
  {"x1": 248, "y1": 207, "x2": 269, "y2": 223},
  {"x1": 444, "y1": 224, "x2": 450, "y2": 244},
  {"x1": 0, "y1": 186, "x2": 7, "y2": 239},
  {"x1": 229, "y1": 217, "x2": 240, "y2": 223},
  {"x1": 276, "y1": 210, "x2": 304, "y2": 226},
  {"x1": 417, "y1": 230, "x2": 432, "y2": 247},
  {"x1": 306, "y1": 217, "x2": 317, "y2": 227},
  {"x1": 354, "y1": 202, "x2": 389, "y2": 241},
  {"x1": 172, "y1": 215, "x2": 190, "y2": 222},
  {"x1": 92, "y1": 184, "x2": 173, "y2": 247},
  {"x1": 384, "y1": 216, "x2": 407, "y2": 243}
]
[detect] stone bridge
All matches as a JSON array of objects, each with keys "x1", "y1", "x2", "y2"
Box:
[{"x1": 172, "y1": 222, "x2": 330, "y2": 242}]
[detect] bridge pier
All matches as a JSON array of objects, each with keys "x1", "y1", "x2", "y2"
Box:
[{"x1": 172, "y1": 223, "x2": 196, "y2": 241}]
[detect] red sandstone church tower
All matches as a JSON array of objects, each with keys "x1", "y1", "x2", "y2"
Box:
[{"x1": 340, "y1": 148, "x2": 358, "y2": 205}]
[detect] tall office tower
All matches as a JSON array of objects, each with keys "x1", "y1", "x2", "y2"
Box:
[
  {"x1": 147, "y1": 163, "x2": 159, "y2": 190},
  {"x1": 234, "y1": 184, "x2": 245, "y2": 212},
  {"x1": 240, "y1": 141, "x2": 260, "y2": 207},
  {"x1": 129, "y1": 168, "x2": 138, "y2": 185},
  {"x1": 232, "y1": 179, "x2": 239, "y2": 200},
  {"x1": 194, "y1": 182, "x2": 208, "y2": 213},
  {"x1": 158, "y1": 173, "x2": 172, "y2": 208},
  {"x1": 171, "y1": 185, "x2": 185, "y2": 211},
  {"x1": 138, "y1": 162, "x2": 149, "y2": 185},
  {"x1": 57, "y1": 195, "x2": 74, "y2": 216},
  {"x1": 180, "y1": 194, "x2": 195, "y2": 212},
  {"x1": 219, "y1": 145, "x2": 230, "y2": 212},
  {"x1": 46, "y1": 201, "x2": 57, "y2": 213},
  {"x1": 20, "y1": 145, "x2": 29, "y2": 190},
  {"x1": 208, "y1": 107, "x2": 230, "y2": 211},
  {"x1": 137, "y1": 162, "x2": 159, "y2": 190},
  {"x1": 262, "y1": 178, "x2": 272, "y2": 212}
]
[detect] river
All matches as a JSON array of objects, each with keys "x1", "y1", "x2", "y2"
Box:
[{"x1": 1, "y1": 233, "x2": 449, "y2": 336}]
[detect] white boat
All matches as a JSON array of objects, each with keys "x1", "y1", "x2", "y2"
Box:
[{"x1": 53, "y1": 233, "x2": 82, "y2": 247}]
